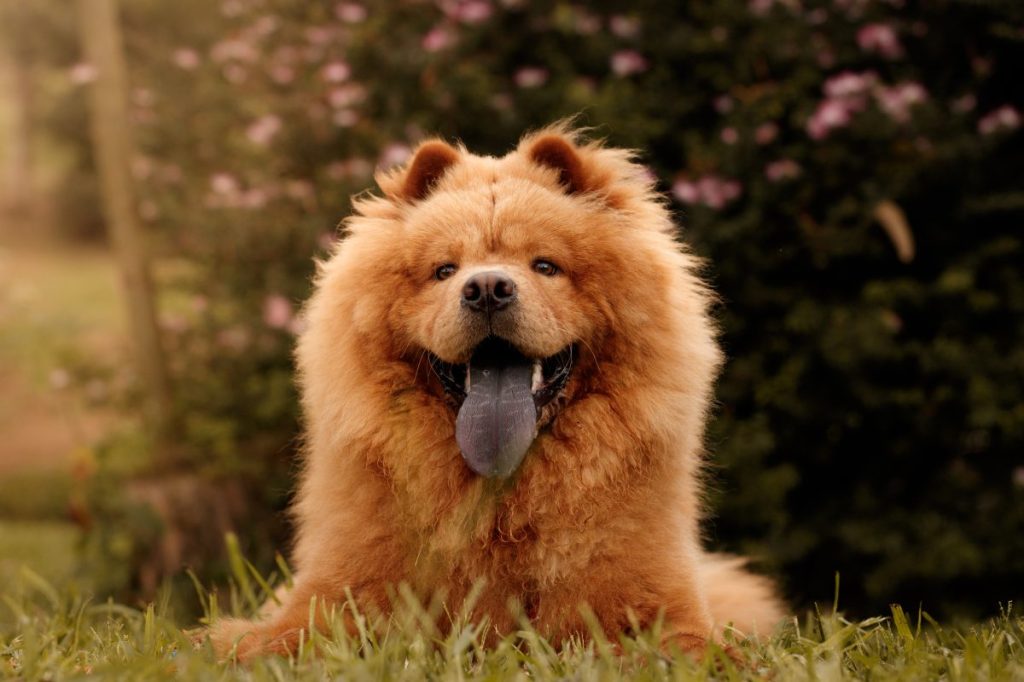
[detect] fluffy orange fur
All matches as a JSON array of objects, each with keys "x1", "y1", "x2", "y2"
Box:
[{"x1": 209, "y1": 125, "x2": 785, "y2": 660}]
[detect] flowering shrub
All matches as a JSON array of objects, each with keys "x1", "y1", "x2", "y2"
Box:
[{"x1": 28, "y1": 0, "x2": 1024, "y2": 613}]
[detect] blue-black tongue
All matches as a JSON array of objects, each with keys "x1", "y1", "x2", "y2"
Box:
[{"x1": 455, "y1": 341, "x2": 537, "y2": 478}]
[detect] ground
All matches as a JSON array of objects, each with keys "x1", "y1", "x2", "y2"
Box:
[
  {"x1": 0, "y1": 239, "x2": 124, "y2": 477},
  {"x1": 0, "y1": 232, "x2": 124, "y2": 596}
]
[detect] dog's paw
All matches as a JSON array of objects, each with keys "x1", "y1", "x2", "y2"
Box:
[
  {"x1": 208, "y1": 617, "x2": 309, "y2": 663},
  {"x1": 663, "y1": 632, "x2": 744, "y2": 667},
  {"x1": 206, "y1": 618, "x2": 272, "y2": 662}
]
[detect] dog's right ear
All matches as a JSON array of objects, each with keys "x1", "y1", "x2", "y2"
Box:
[
  {"x1": 526, "y1": 134, "x2": 589, "y2": 195},
  {"x1": 381, "y1": 140, "x2": 460, "y2": 202}
]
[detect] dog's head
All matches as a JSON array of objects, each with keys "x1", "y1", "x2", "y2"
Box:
[{"x1": 307, "y1": 127, "x2": 719, "y2": 479}]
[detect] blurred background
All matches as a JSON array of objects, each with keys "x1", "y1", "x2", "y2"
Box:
[{"x1": 0, "y1": 0, "x2": 1021, "y2": 623}]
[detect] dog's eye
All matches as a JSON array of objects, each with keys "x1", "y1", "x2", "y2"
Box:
[
  {"x1": 532, "y1": 259, "x2": 560, "y2": 277},
  {"x1": 435, "y1": 263, "x2": 458, "y2": 281}
]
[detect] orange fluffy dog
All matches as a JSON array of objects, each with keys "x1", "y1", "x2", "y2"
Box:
[{"x1": 210, "y1": 125, "x2": 784, "y2": 660}]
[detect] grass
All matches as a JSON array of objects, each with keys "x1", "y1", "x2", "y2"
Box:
[
  {"x1": 0, "y1": 520, "x2": 82, "y2": 591},
  {"x1": 1, "y1": 547, "x2": 1022, "y2": 681}
]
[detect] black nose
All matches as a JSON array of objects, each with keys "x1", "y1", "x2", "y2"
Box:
[{"x1": 461, "y1": 271, "x2": 517, "y2": 313}]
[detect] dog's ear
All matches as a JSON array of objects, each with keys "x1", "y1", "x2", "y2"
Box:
[
  {"x1": 526, "y1": 134, "x2": 588, "y2": 194},
  {"x1": 399, "y1": 140, "x2": 460, "y2": 201}
]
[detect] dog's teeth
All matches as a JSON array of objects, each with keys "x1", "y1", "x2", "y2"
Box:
[{"x1": 531, "y1": 360, "x2": 543, "y2": 393}]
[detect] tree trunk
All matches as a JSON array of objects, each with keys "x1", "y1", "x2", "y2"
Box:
[
  {"x1": 76, "y1": 0, "x2": 174, "y2": 460},
  {"x1": 0, "y1": 9, "x2": 34, "y2": 214}
]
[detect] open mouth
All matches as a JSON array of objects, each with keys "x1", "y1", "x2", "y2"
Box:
[{"x1": 428, "y1": 337, "x2": 574, "y2": 478}]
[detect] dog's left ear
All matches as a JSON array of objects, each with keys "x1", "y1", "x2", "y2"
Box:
[
  {"x1": 401, "y1": 140, "x2": 461, "y2": 201},
  {"x1": 526, "y1": 134, "x2": 589, "y2": 195}
]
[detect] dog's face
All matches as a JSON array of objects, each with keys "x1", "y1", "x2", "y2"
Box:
[
  {"x1": 399, "y1": 176, "x2": 590, "y2": 365},
  {"x1": 332, "y1": 133, "x2": 689, "y2": 479}
]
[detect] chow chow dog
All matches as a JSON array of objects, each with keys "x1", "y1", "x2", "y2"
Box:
[{"x1": 210, "y1": 125, "x2": 784, "y2": 660}]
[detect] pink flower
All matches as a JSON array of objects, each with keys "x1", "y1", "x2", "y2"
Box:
[
  {"x1": 240, "y1": 188, "x2": 269, "y2": 209},
  {"x1": 335, "y1": 2, "x2": 367, "y2": 22},
  {"x1": 978, "y1": 105, "x2": 1021, "y2": 135},
  {"x1": 263, "y1": 295, "x2": 293, "y2": 329},
  {"x1": 874, "y1": 82, "x2": 927, "y2": 122},
  {"x1": 211, "y1": 38, "x2": 258, "y2": 63},
  {"x1": 172, "y1": 48, "x2": 201, "y2": 70},
  {"x1": 222, "y1": 64, "x2": 248, "y2": 84},
  {"x1": 609, "y1": 15, "x2": 641, "y2": 38},
  {"x1": 220, "y1": 0, "x2": 244, "y2": 17},
  {"x1": 806, "y1": 98, "x2": 858, "y2": 139},
  {"x1": 160, "y1": 313, "x2": 189, "y2": 334},
  {"x1": 698, "y1": 176, "x2": 741, "y2": 209},
  {"x1": 207, "y1": 175, "x2": 276, "y2": 210},
  {"x1": 326, "y1": 158, "x2": 372, "y2": 180},
  {"x1": 673, "y1": 175, "x2": 742, "y2": 209},
  {"x1": 720, "y1": 127, "x2": 739, "y2": 145},
  {"x1": 304, "y1": 26, "x2": 334, "y2": 45},
  {"x1": 332, "y1": 110, "x2": 359, "y2": 127},
  {"x1": 672, "y1": 179, "x2": 700, "y2": 204},
  {"x1": 610, "y1": 50, "x2": 648, "y2": 76},
  {"x1": 755, "y1": 122, "x2": 779, "y2": 144},
  {"x1": 823, "y1": 70, "x2": 878, "y2": 98},
  {"x1": 210, "y1": 173, "x2": 240, "y2": 196},
  {"x1": 514, "y1": 67, "x2": 548, "y2": 88},
  {"x1": 326, "y1": 84, "x2": 366, "y2": 108},
  {"x1": 245, "y1": 114, "x2": 283, "y2": 146},
  {"x1": 285, "y1": 180, "x2": 315, "y2": 204},
  {"x1": 269, "y1": 64, "x2": 295, "y2": 84},
  {"x1": 713, "y1": 95, "x2": 734, "y2": 114},
  {"x1": 454, "y1": 0, "x2": 492, "y2": 24},
  {"x1": 379, "y1": 143, "x2": 412, "y2": 168},
  {"x1": 764, "y1": 159, "x2": 802, "y2": 182},
  {"x1": 250, "y1": 15, "x2": 278, "y2": 38},
  {"x1": 69, "y1": 62, "x2": 97, "y2": 85},
  {"x1": 857, "y1": 23, "x2": 903, "y2": 59},
  {"x1": 422, "y1": 26, "x2": 454, "y2": 52},
  {"x1": 132, "y1": 156, "x2": 154, "y2": 180},
  {"x1": 749, "y1": 0, "x2": 774, "y2": 16},
  {"x1": 321, "y1": 61, "x2": 351, "y2": 83}
]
